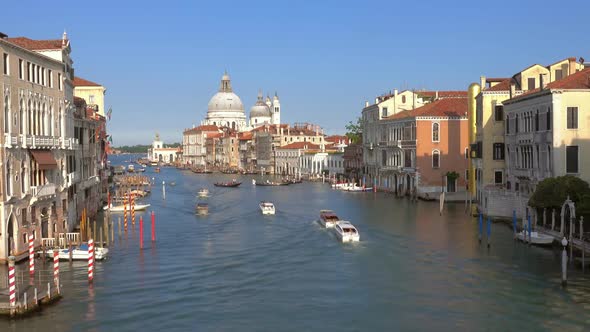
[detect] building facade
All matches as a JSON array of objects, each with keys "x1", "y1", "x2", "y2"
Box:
[{"x1": 73, "y1": 76, "x2": 106, "y2": 116}]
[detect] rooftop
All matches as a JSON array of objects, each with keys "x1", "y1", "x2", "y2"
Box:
[
  {"x1": 385, "y1": 97, "x2": 468, "y2": 120},
  {"x1": 73, "y1": 76, "x2": 102, "y2": 87},
  {"x1": 5, "y1": 37, "x2": 64, "y2": 50}
]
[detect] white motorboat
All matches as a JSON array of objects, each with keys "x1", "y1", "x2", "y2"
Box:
[
  {"x1": 103, "y1": 203, "x2": 151, "y2": 212},
  {"x1": 127, "y1": 164, "x2": 135, "y2": 173},
  {"x1": 516, "y1": 230, "x2": 554, "y2": 245},
  {"x1": 196, "y1": 203, "x2": 209, "y2": 215},
  {"x1": 334, "y1": 221, "x2": 360, "y2": 242},
  {"x1": 343, "y1": 185, "x2": 373, "y2": 192},
  {"x1": 259, "y1": 201, "x2": 275, "y2": 215},
  {"x1": 319, "y1": 210, "x2": 340, "y2": 228},
  {"x1": 43, "y1": 244, "x2": 109, "y2": 261},
  {"x1": 332, "y1": 182, "x2": 353, "y2": 189},
  {"x1": 198, "y1": 188, "x2": 209, "y2": 197}
]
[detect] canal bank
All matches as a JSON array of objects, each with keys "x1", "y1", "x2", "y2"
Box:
[{"x1": 1, "y1": 156, "x2": 590, "y2": 331}]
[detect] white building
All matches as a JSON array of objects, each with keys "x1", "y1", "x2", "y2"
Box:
[{"x1": 148, "y1": 133, "x2": 179, "y2": 164}]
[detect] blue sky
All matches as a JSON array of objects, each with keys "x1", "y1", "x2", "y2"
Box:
[{"x1": 3, "y1": 0, "x2": 589, "y2": 145}]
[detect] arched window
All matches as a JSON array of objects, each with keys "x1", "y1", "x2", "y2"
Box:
[
  {"x1": 21, "y1": 161, "x2": 26, "y2": 194},
  {"x1": 20, "y1": 99, "x2": 25, "y2": 134},
  {"x1": 5, "y1": 160, "x2": 11, "y2": 196},
  {"x1": 402, "y1": 95, "x2": 406, "y2": 103},
  {"x1": 432, "y1": 150, "x2": 440, "y2": 168},
  {"x1": 232, "y1": 121, "x2": 236, "y2": 130},
  {"x1": 432, "y1": 123, "x2": 439, "y2": 142}
]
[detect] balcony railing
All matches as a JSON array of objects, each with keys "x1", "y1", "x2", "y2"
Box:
[
  {"x1": 81, "y1": 175, "x2": 100, "y2": 189},
  {"x1": 3, "y1": 133, "x2": 20, "y2": 148},
  {"x1": 30, "y1": 183, "x2": 57, "y2": 200}
]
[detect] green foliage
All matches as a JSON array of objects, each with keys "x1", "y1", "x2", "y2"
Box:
[
  {"x1": 345, "y1": 117, "x2": 362, "y2": 144},
  {"x1": 529, "y1": 175, "x2": 590, "y2": 216},
  {"x1": 446, "y1": 171, "x2": 460, "y2": 181}
]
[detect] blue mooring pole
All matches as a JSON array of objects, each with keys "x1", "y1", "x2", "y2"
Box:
[
  {"x1": 478, "y1": 213, "x2": 483, "y2": 244},
  {"x1": 512, "y1": 210, "x2": 517, "y2": 240},
  {"x1": 487, "y1": 217, "x2": 491, "y2": 248},
  {"x1": 528, "y1": 215, "x2": 532, "y2": 244}
]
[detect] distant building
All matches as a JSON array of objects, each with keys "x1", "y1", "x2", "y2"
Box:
[
  {"x1": 148, "y1": 133, "x2": 180, "y2": 164},
  {"x1": 73, "y1": 76, "x2": 106, "y2": 116},
  {"x1": 182, "y1": 125, "x2": 221, "y2": 166}
]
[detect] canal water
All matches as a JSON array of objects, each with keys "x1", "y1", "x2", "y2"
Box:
[{"x1": 2, "y1": 155, "x2": 590, "y2": 331}]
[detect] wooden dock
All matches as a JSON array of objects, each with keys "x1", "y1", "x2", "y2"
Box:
[{"x1": 0, "y1": 269, "x2": 62, "y2": 318}]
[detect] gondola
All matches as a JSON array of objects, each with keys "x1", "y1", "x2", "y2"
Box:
[{"x1": 213, "y1": 181, "x2": 242, "y2": 187}]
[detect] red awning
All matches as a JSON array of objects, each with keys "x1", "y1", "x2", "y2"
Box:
[{"x1": 30, "y1": 150, "x2": 58, "y2": 170}]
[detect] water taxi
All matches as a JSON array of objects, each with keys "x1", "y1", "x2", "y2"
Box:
[
  {"x1": 334, "y1": 221, "x2": 360, "y2": 243},
  {"x1": 259, "y1": 201, "x2": 276, "y2": 215},
  {"x1": 103, "y1": 203, "x2": 151, "y2": 212},
  {"x1": 198, "y1": 188, "x2": 209, "y2": 197},
  {"x1": 319, "y1": 210, "x2": 340, "y2": 228},
  {"x1": 196, "y1": 203, "x2": 209, "y2": 215}
]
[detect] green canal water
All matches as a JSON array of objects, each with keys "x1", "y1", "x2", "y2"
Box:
[{"x1": 2, "y1": 155, "x2": 590, "y2": 331}]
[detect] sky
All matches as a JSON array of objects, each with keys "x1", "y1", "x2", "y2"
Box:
[{"x1": 3, "y1": 0, "x2": 589, "y2": 145}]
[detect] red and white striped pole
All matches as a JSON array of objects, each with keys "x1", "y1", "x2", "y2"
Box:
[
  {"x1": 124, "y1": 202, "x2": 128, "y2": 232},
  {"x1": 53, "y1": 249, "x2": 59, "y2": 284},
  {"x1": 88, "y1": 238, "x2": 94, "y2": 283},
  {"x1": 29, "y1": 233, "x2": 35, "y2": 276},
  {"x1": 131, "y1": 193, "x2": 136, "y2": 225},
  {"x1": 8, "y1": 256, "x2": 16, "y2": 308}
]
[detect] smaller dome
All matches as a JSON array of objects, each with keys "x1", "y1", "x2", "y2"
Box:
[{"x1": 250, "y1": 91, "x2": 272, "y2": 119}]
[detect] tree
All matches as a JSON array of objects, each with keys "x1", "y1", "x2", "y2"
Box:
[
  {"x1": 345, "y1": 117, "x2": 362, "y2": 144},
  {"x1": 529, "y1": 175, "x2": 590, "y2": 217}
]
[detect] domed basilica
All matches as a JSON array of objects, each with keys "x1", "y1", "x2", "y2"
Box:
[{"x1": 202, "y1": 72, "x2": 281, "y2": 131}]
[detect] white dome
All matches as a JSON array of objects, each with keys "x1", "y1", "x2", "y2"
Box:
[
  {"x1": 208, "y1": 92, "x2": 244, "y2": 112},
  {"x1": 249, "y1": 90, "x2": 271, "y2": 118}
]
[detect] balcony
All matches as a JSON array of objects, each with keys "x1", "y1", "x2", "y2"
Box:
[
  {"x1": 513, "y1": 168, "x2": 533, "y2": 179},
  {"x1": 30, "y1": 183, "x2": 57, "y2": 200},
  {"x1": 81, "y1": 175, "x2": 100, "y2": 189},
  {"x1": 3, "y1": 133, "x2": 20, "y2": 148},
  {"x1": 64, "y1": 172, "x2": 80, "y2": 188}
]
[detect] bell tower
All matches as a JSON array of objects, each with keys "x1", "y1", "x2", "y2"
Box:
[{"x1": 271, "y1": 92, "x2": 281, "y2": 124}]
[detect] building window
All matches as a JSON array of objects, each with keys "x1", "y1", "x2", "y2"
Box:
[
  {"x1": 566, "y1": 107, "x2": 578, "y2": 129},
  {"x1": 18, "y1": 59, "x2": 23, "y2": 79},
  {"x1": 494, "y1": 171, "x2": 503, "y2": 184},
  {"x1": 402, "y1": 95, "x2": 406, "y2": 103},
  {"x1": 432, "y1": 150, "x2": 440, "y2": 168},
  {"x1": 3, "y1": 53, "x2": 8, "y2": 75},
  {"x1": 555, "y1": 69, "x2": 563, "y2": 81},
  {"x1": 432, "y1": 123, "x2": 439, "y2": 142},
  {"x1": 58, "y1": 73, "x2": 62, "y2": 90},
  {"x1": 465, "y1": 147, "x2": 469, "y2": 159},
  {"x1": 566, "y1": 146, "x2": 579, "y2": 173},
  {"x1": 382, "y1": 107, "x2": 388, "y2": 117},
  {"x1": 493, "y1": 143, "x2": 505, "y2": 160},
  {"x1": 515, "y1": 182, "x2": 519, "y2": 192},
  {"x1": 535, "y1": 110, "x2": 539, "y2": 131},
  {"x1": 27, "y1": 62, "x2": 31, "y2": 81},
  {"x1": 48, "y1": 70, "x2": 53, "y2": 87},
  {"x1": 507, "y1": 181, "x2": 511, "y2": 190},
  {"x1": 527, "y1": 77, "x2": 536, "y2": 90},
  {"x1": 547, "y1": 107, "x2": 551, "y2": 130},
  {"x1": 494, "y1": 105, "x2": 503, "y2": 121}
]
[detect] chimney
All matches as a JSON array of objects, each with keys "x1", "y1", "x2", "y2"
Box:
[
  {"x1": 480, "y1": 76, "x2": 486, "y2": 89},
  {"x1": 568, "y1": 57, "x2": 577, "y2": 75},
  {"x1": 365, "y1": 101, "x2": 369, "y2": 107},
  {"x1": 540, "y1": 73, "x2": 548, "y2": 90},
  {"x1": 435, "y1": 91, "x2": 439, "y2": 100},
  {"x1": 510, "y1": 81, "x2": 516, "y2": 98},
  {"x1": 375, "y1": 97, "x2": 379, "y2": 104},
  {"x1": 394, "y1": 89, "x2": 398, "y2": 97},
  {"x1": 287, "y1": 127, "x2": 290, "y2": 136}
]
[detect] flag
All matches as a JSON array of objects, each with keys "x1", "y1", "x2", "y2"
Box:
[{"x1": 107, "y1": 107, "x2": 112, "y2": 121}]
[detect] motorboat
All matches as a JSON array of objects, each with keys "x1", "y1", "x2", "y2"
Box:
[
  {"x1": 136, "y1": 168, "x2": 146, "y2": 173},
  {"x1": 103, "y1": 203, "x2": 151, "y2": 212},
  {"x1": 332, "y1": 182, "x2": 352, "y2": 189},
  {"x1": 343, "y1": 185, "x2": 373, "y2": 192},
  {"x1": 155, "y1": 167, "x2": 161, "y2": 173},
  {"x1": 333, "y1": 221, "x2": 360, "y2": 243},
  {"x1": 127, "y1": 164, "x2": 135, "y2": 173},
  {"x1": 214, "y1": 180, "x2": 241, "y2": 187},
  {"x1": 196, "y1": 203, "x2": 209, "y2": 215},
  {"x1": 319, "y1": 210, "x2": 340, "y2": 228},
  {"x1": 130, "y1": 189, "x2": 148, "y2": 197},
  {"x1": 516, "y1": 230, "x2": 554, "y2": 245},
  {"x1": 259, "y1": 201, "x2": 276, "y2": 215},
  {"x1": 255, "y1": 180, "x2": 290, "y2": 186},
  {"x1": 198, "y1": 188, "x2": 209, "y2": 197},
  {"x1": 43, "y1": 244, "x2": 109, "y2": 261}
]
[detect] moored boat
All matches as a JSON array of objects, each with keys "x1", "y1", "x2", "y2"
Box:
[
  {"x1": 43, "y1": 244, "x2": 109, "y2": 261},
  {"x1": 516, "y1": 230, "x2": 554, "y2": 245},
  {"x1": 333, "y1": 221, "x2": 360, "y2": 242},
  {"x1": 127, "y1": 164, "x2": 135, "y2": 173},
  {"x1": 198, "y1": 188, "x2": 209, "y2": 197},
  {"x1": 255, "y1": 180, "x2": 290, "y2": 186},
  {"x1": 319, "y1": 210, "x2": 340, "y2": 228},
  {"x1": 259, "y1": 201, "x2": 276, "y2": 215}
]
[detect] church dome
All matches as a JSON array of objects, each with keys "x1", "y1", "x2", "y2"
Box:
[
  {"x1": 250, "y1": 91, "x2": 271, "y2": 119},
  {"x1": 207, "y1": 72, "x2": 245, "y2": 113}
]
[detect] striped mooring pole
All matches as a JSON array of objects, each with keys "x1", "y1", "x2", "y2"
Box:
[
  {"x1": 8, "y1": 256, "x2": 16, "y2": 308},
  {"x1": 29, "y1": 233, "x2": 35, "y2": 276},
  {"x1": 124, "y1": 201, "x2": 128, "y2": 232},
  {"x1": 131, "y1": 193, "x2": 136, "y2": 226},
  {"x1": 53, "y1": 249, "x2": 60, "y2": 284},
  {"x1": 139, "y1": 216, "x2": 144, "y2": 249},
  {"x1": 88, "y1": 238, "x2": 94, "y2": 283},
  {"x1": 151, "y1": 211, "x2": 156, "y2": 242}
]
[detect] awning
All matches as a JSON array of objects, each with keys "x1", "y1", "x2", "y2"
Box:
[{"x1": 30, "y1": 150, "x2": 58, "y2": 170}]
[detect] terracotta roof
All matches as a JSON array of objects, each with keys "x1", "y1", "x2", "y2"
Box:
[
  {"x1": 206, "y1": 133, "x2": 223, "y2": 139},
  {"x1": 385, "y1": 97, "x2": 468, "y2": 120},
  {"x1": 325, "y1": 135, "x2": 349, "y2": 143},
  {"x1": 485, "y1": 79, "x2": 513, "y2": 91},
  {"x1": 5, "y1": 37, "x2": 64, "y2": 50},
  {"x1": 238, "y1": 132, "x2": 253, "y2": 140},
  {"x1": 183, "y1": 125, "x2": 219, "y2": 134},
  {"x1": 506, "y1": 68, "x2": 590, "y2": 103},
  {"x1": 546, "y1": 67, "x2": 590, "y2": 89},
  {"x1": 279, "y1": 142, "x2": 320, "y2": 150},
  {"x1": 416, "y1": 90, "x2": 468, "y2": 98},
  {"x1": 73, "y1": 76, "x2": 101, "y2": 87},
  {"x1": 251, "y1": 124, "x2": 289, "y2": 132}
]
